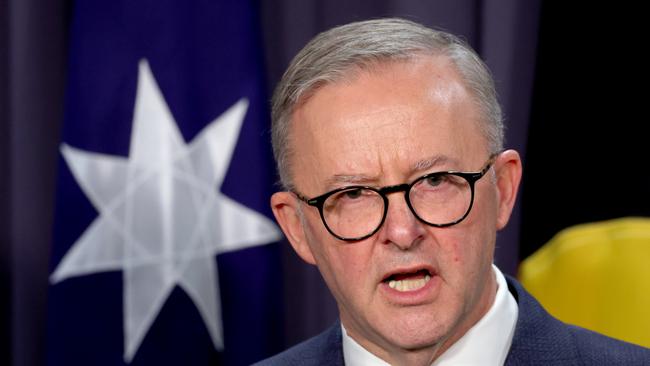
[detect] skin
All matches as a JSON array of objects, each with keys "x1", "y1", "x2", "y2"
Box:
[{"x1": 271, "y1": 56, "x2": 522, "y2": 365}]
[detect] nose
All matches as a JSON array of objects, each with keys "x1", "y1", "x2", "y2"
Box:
[{"x1": 379, "y1": 192, "x2": 426, "y2": 250}]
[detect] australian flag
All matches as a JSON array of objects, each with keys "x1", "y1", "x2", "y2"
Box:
[{"x1": 47, "y1": 1, "x2": 283, "y2": 365}]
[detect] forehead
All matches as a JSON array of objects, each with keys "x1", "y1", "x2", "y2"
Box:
[{"x1": 289, "y1": 57, "x2": 487, "y2": 190}]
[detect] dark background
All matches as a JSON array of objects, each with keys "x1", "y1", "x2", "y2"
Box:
[
  {"x1": 520, "y1": 2, "x2": 649, "y2": 259},
  {"x1": 1, "y1": 1, "x2": 647, "y2": 365}
]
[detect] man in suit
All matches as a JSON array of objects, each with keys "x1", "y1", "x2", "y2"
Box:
[{"x1": 257, "y1": 18, "x2": 650, "y2": 365}]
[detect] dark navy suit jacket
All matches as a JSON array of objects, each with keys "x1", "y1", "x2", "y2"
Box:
[{"x1": 255, "y1": 276, "x2": 650, "y2": 365}]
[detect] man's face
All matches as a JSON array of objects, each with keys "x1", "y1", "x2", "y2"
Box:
[{"x1": 272, "y1": 57, "x2": 520, "y2": 361}]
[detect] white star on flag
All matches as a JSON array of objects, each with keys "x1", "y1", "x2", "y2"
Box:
[{"x1": 50, "y1": 59, "x2": 281, "y2": 362}]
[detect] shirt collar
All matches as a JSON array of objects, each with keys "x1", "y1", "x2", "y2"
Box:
[{"x1": 342, "y1": 265, "x2": 519, "y2": 366}]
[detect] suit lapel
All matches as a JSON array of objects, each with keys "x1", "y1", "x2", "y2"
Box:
[{"x1": 504, "y1": 276, "x2": 581, "y2": 365}]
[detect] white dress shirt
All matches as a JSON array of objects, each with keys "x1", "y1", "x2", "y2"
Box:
[{"x1": 342, "y1": 265, "x2": 518, "y2": 365}]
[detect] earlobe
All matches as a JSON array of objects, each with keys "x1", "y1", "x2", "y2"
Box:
[
  {"x1": 494, "y1": 149, "x2": 523, "y2": 230},
  {"x1": 270, "y1": 192, "x2": 317, "y2": 265}
]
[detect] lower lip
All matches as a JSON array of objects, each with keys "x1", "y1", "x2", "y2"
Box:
[{"x1": 379, "y1": 274, "x2": 441, "y2": 305}]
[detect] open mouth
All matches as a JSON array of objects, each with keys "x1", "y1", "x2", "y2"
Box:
[{"x1": 383, "y1": 269, "x2": 432, "y2": 292}]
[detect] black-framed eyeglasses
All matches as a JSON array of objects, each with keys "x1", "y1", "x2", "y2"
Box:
[{"x1": 293, "y1": 154, "x2": 498, "y2": 241}]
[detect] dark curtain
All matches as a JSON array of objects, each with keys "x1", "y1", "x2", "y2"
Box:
[
  {"x1": 2, "y1": 1, "x2": 541, "y2": 364},
  {"x1": 2, "y1": 1, "x2": 71, "y2": 366},
  {"x1": 1, "y1": 0, "x2": 11, "y2": 363}
]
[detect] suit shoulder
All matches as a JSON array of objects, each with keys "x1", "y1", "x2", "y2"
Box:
[
  {"x1": 253, "y1": 323, "x2": 343, "y2": 366},
  {"x1": 567, "y1": 325, "x2": 650, "y2": 365}
]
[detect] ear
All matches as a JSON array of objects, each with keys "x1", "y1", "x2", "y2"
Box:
[
  {"x1": 271, "y1": 191, "x2": 317, "y2": 265},
  {"x1": 494, "y1": 149, "x2": 522, "y2": 230}
]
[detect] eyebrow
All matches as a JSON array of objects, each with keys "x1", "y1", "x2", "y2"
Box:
[
  {"x1": 411, "y1": 155, "x2": 459, "y2": 172},
  {"x1": 323, "y1": 174, "x2": 380, "y2": 188}
]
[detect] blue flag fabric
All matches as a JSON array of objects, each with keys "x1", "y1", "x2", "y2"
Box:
[{"x1": 48, "y1": 1, "x2": 283, "y2": 365}]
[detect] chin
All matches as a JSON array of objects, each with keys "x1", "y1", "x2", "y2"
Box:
[{"x1": 378, "y1": 309, "x2": 454, "y2": 351}]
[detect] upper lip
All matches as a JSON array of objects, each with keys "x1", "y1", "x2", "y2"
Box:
[{"x1": 380, "y1": 265, "x2": 437, "y2": 283}]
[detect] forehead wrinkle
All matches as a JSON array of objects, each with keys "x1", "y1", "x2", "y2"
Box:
[{"x1": 343, "y1": 106, "x2": 411, "y2": 133}]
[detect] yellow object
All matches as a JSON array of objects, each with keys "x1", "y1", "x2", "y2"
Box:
[{"x1": 518, "y1": 217, "x2": 650, "y2": 348}]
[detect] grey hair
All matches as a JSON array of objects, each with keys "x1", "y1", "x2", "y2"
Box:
[{"x1": 271, "y1": 18, "x2": 504, "y2": 190}]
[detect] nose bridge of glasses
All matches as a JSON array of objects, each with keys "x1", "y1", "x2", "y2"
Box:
[
  {"x1": 378, "y1": 183, "x2": 410, "y2": 196},
  {"x1": 378, "y1": 182, "x2": 419, "y2": 220}
]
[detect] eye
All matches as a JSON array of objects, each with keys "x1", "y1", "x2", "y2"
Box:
[
  {"x1": 425, "y1": 175, "x2": 445, "y2": 187},
  {"x1": 324, "y1": 188, "x2": 375, "y2": 211},
  {"x1": 343, "y1": 188, "x2": 363, "y2": 199}
]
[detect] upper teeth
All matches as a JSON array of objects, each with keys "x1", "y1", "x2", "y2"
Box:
[{"x1": 388, "y1": 274, "x2": 431, "y2": 292}]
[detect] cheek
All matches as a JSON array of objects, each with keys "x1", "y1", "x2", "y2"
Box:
[
  {"x1": 460, "y1": 186, "x2": 499, "y2": 258},
  {"x1": 433, "y1": 228, "x2": 474, "y2": 266},
  {"x1": 304, "y1": 223, "x2": 373, "y2": 296},
  {"x1": 434, "y1": 226, "x2": 491, "y2": 315},
  {"x1": 327, "y1": 244, "x2": 373, "y2": 287},
  {"x1": 434, "y1": 203, "x2": 496, "y2": 274},
  {"x1": 320, "y1": 248, "x2": 375, "y2": 313}
]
